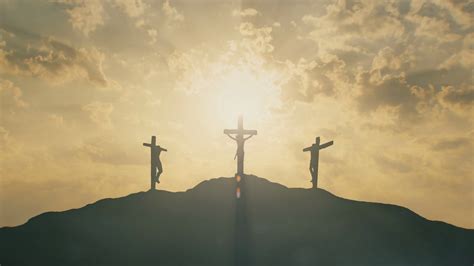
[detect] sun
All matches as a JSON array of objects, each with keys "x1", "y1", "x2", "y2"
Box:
[
  {"x1": 213, "y1": 64, "x2": 281, "y2": 124},
  {"x1": 174, "y1": 48, "x2": 284, "y2": 127}
]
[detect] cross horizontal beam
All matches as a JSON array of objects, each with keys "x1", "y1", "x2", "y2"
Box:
[
  {"x1": 319, "y1": 141, "x2": 334, "y2": 150},
  {"x1": 303, "y1": 146, "x2": 312, "y2": 152},
  {"x1": 143, "y1": 143, "x2": 155, "y2": 147},
  {"x1": 303, "y1": 141, "x2": 334, "y2": 152},
  {"x1": 223, "y1": 129, "x2": 258, "y2": 135},
  {"x1": 143, "y1": 143, "x2": 167, "y2": 151}
]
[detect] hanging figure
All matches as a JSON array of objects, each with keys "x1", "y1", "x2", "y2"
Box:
[
  {"x1": 309, "y1": 145, "x2": 319, "y2": 187},
  {"x1": 152, "y1": 144, "x2": 167, "y2": 184}
]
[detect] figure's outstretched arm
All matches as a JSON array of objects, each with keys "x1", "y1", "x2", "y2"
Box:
[
  {"x1": 161, "y1": 147, "x2": 168, "y2": 152},
  {"x1": 226, "y1": 133, "x2": 236, "y2": 140},
  {"x1": 243, "y1": 135, "x2": 254, "y2": 141}
]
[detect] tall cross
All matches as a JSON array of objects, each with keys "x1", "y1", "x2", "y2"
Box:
[
  {"x1": 303, "y1": 136, "x2": 333, "y2": 189},
  {"x1": 224, "y1": 115, "x2": 257, "y2": 176},
  {"x1": 143, "y1": 136, "x2": 167, "y2": 191}
]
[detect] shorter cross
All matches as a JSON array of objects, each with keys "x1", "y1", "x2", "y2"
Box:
[
  {"x1": 143, "y1": 136, "x2": 167, "y2": 190},
  {"x1": 303, "y1": 136, "x2": 333, "y2": 189}
]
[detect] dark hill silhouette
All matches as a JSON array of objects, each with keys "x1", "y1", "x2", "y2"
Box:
[{"x1": 0, "y1": 175, "x2": 472, "y2": 266}]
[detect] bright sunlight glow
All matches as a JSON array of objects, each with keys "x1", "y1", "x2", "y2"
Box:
[{"x1": 213, "y1": 64, "x2": 281, "y2": 123}]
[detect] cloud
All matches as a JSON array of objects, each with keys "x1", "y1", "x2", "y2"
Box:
[
  {"x1": 0, "y1": 79, "x2": 28, "y2": 109},
  {"x1": 232, "y1": 8, "x2": 260, "y2": 17},
  {"x1": 412, "y1": 15, "x2": 461, "y2": 42},
  {"x1": 0, "y1": 126, "x2": 11, "y2": 152},
  {"x1": 288, "y1": 3, "x2": 472, "y2": 123},
  {"x1": 77, "y1": 135, "x2": 142, "y2": 165},
  {"x1": 57, "y1": 0, "x2": 105, "y2": 36},
  {"x1": 82, "y1": 101, "x2": 114, "y2": 129},
  {"x1": 302, "y1": 1, "x2": 405, "y2": 56},
  {"x1": 411, "y1": 0, "x2": 472, "y2": 30},
  {"x1": 0, "y1": 33, "x2": 108, "y2": 87},
  {"x1": 371, "y1": 47, "x2": 405, "y2": 72},
  {"x1": 432, "y1": 137, "x2": 472, "y2": 151},
  {"x1": 48, "y1": 113, "x2": 65, "y2": 127},
  {"x1": 57, "y1": 0, "x2": 148, "y2": 35},
  {"x1": 374, "y1": 154, "x2": 413, "y2": 173},
  {"x1": 356, "y1": 70, "x2": 418, "y2": 119},
  {"x1": 239, "y1": 22, "x2": 274, "y2": 53},
  {"x1": 162, "y1": 0, "x2": 184, "y2": 23},
  {"x1": 440, "y1": 33, "x2": 474, "y2": 70},
  {"x1": 112, "y1": 0, "x2": 146, "y2": 18},
  {"x1": 147, "y1": 28, "x2": 158, "y2": 44},
  {"x1": 437, "y1": 84, "x2": 474, "y2": 113},
  {"x1": 25, "y1": 40, "x2": 108, "y2": 86},
  {"x1": 295, "y1": 0, "x2": 472, "y2": 115},
  {"x1": 281, "y1": 55, "x2": 346, "y2": 102},
  {"x1": 167, "y1": 48, "x2": 209, "y2": 94}
]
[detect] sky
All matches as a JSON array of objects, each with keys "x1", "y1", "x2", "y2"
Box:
[{"x1": 0, "y1": 0, "x2": 473, "y2": 228}]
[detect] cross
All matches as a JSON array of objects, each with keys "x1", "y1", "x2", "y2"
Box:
[
  {"x1": 143, "y1": 136, "x2": 167, "y2": 191},
  {"x1": 303, "y1": 136, "x2": 333, "y2": 189},
  {"x1": 224, "y1": 115, "x2": 257, "y2": 176}
]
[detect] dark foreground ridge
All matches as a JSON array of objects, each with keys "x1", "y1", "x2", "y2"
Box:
[{"x1": 0, "y1": 175, "x2": 472, "y2": 266}]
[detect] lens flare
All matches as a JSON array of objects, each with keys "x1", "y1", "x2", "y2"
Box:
[{"x1": 236, "y1": 187, "x2": 241, "y2": 199}]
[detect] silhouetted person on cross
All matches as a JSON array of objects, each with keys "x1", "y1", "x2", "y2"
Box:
[
  {"x1": 153, "y1": 146, "x2": 166, "y2": 184},
  {"x1": 228, "y1": 132, "x2": 254, "y2": 164},
  {"x1": 143, "y1": 136, "x2": 167, "y2": 190},
  {"x1": 303, "y1": 136, "x2": 333, "y2": 189}
]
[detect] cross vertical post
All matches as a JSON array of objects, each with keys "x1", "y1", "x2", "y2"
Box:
[
  {"x1": 150, "y1": 136, "x2": 156, "y2": 190},
  {"x1": 236, "y1": 116, "x2": 244, "y2": 175},
  {"x1": 225, "y1": 116, "x2": 256, "y2": 265}
]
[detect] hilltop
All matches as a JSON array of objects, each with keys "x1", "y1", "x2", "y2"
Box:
[{"x1": 0, "y1": 175, "x2": 472, "y2": 265}]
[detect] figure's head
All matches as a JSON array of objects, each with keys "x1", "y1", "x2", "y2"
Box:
[{"x1": 315, "y1": 136, "x2": 320, "y2": 143}]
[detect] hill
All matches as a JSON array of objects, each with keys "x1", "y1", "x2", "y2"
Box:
[{"x1": 0, "y1": 175, "x2": 472, "y2": 265}]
